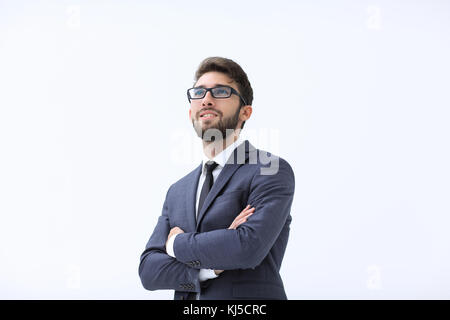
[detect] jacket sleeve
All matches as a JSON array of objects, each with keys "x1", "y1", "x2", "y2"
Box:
[
  {"x1": 138, "y1": 185, "x2": 200, "y2": 293},
  {"x1": 173, "y1": 157, "x2": 295, "y2": 270}
]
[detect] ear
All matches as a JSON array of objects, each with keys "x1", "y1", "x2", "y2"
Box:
[
  {"x1": 189, "y1": 108, "x2": 191, "y2": 121},
  {"x1": 240, "y1": 105, "x2": 252, "y2": 121}
]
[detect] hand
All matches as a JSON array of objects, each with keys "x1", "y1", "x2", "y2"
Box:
[
  {"x1": 165, "y1": 226, "x2": 184, "y2": 251},
  {"x1": 228, "y1": 204, "x2": 255, "y2": 230},
  {"x1": 215, "y1": 204, "x2": 256, "y2": 275}
]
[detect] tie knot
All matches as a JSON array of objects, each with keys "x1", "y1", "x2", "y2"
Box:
[{"x1": 205, "y1": 161, "x2": 218, "y2": 173}]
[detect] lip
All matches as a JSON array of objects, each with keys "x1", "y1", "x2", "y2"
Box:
[{"x1": 199, "y1": 110, "x2": 219, "y2": 119}]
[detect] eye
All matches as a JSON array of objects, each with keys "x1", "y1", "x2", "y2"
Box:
[
  {"x1": 192, "y1": 88, "x2": 205, "y2": 97},
  {"x1": 213, "y1": 87, "x2": 231, "y2": 97}
]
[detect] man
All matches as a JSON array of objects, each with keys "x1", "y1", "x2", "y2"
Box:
[{"x1": 139, "y1": 57, "x2": 295, "y2": 300}]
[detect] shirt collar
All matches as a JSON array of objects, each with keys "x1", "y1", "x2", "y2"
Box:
[{"x1": 201, "y1": 135, "x2": 244, "y2": 171}]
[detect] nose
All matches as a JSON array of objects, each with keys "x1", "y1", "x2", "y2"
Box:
[{"x1": 201, "y1": 90, "x2": 215, "y2": 106}]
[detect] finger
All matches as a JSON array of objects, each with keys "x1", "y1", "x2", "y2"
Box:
[
  {"x1": 239, "y1": 208, "x2": 255, "y2": 218},
  {"x1": 229, "y1": 207, "x2": 255, "y2": 229},
  {"x1": 237, "y1": 206, "x2": 254, "y2": 219},
  {"x1": 245, "y1": 211, "x2": 254, "y2": 218},
  {"x1": 234, "y1": 211, "x2": 247, "y2": 221},
  {"x1": 230, "y1": 218, "x2": 240, "y2": 228},
  {"x1": 237, "y1": 217, "x2": 248, "y2": 225},
  {"x1": 239, "y1": 212, "x2": 255, "y2": 224},
  {"x1": 235, "y1": 218, "x2": 247, "y2": 228},
  {"x1": 237, "y1": 205, "x2": 250, "y2": 216},
  {"x1": 228, "y1": 222, "x2": 237, "y2": 230},
  {"x1": 230, "y1": 217, "x2": 245, "y2": 229},
  {"x1": 229, "y1": 214, "x2": 252, "y2": 230},
  {"x1": 229, "y1": 222, "x2": 239, "y2": 230}
]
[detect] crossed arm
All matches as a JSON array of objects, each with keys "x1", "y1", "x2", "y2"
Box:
[
  {"x1": 138, "y1": 199, "x2": 256, "y2": 292},
  {"x1": 165, "y1": 205, "x2": 256, "y2": 275},
  {"x1": 139, "y1": 159, "x2": 295, "y2": 292}
]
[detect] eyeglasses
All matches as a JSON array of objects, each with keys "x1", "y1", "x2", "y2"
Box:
[{"x1": 187, "y1": 85, "x2": 247, "y2": 105}]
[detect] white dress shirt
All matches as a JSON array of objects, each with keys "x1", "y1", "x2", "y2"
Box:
[{"x1": 166, "y1": 135, "x2": 244, "y2": 282}]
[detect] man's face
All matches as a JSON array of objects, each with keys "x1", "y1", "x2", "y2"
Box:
[{"x1": 189, "y1": 71, "x2": 244, "y2": 141}]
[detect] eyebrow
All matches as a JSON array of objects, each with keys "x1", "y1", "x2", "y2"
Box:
[{"x1": 195, "y1": 84, "x2": 228, "y2": 88}]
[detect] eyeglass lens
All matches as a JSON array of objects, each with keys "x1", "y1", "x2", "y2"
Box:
[{"x1": 190, "y1": 86, "x2": 232, "y2": 99}]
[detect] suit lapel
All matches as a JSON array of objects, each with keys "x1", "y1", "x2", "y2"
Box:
[
  {"x1": 196, "y1": 140, "x2": 256, "y2": 229},
  {"x1": 185, "y1": 163, "x2": 202, "y2": 232}
]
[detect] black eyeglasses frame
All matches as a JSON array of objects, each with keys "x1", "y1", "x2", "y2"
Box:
[{"x1": 187, "y1": 85, "x2": 247, "y2": 106}]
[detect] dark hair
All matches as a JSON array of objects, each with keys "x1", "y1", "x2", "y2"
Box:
[{"x1": 194, "y1": 57, "x2": 253, "y2": 129}]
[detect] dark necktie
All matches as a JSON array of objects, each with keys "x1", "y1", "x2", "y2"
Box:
[{"x1": 197, "y1": 161, "x2": 219, "y2": 216}]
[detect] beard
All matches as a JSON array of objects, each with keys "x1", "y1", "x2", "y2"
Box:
[{"x1": 192, "y1": 105, "x2": 241, "y2": 142}]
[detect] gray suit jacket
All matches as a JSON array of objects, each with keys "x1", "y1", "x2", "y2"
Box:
[{"x1": 139, "y1": 140, "x2": 295, "y2": 300}]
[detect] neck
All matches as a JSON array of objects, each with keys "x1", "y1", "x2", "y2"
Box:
[{"x1": 202, "y1": 130, "x2": 241, "y2": 160}]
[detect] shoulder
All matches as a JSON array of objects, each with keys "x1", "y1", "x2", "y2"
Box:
[
  {"x1": 165, "y1": 163, "x2": 202, "y2": 197},
  {"x1": 246, "y1": 147, "x2": 295, "y2": 200},
  {"x1": 249, "y1": 145, "x2": 295, "y2": 182}
]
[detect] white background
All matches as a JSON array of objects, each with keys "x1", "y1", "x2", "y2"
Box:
[{"x1": 1, "y1": 0, "x2": 449, "y2": 299}]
